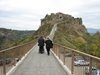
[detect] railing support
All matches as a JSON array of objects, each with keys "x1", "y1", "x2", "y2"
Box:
[
  {"x1": 55, "y1": 45, "x2": 58, "y2": 55},
  {"x1": 56, "y1": 46, "x2": 59, "y2": 57},
  {"x1": 3, "y1": 52, "x2": 6, "y2": 75},
  {"x1": 53, "y1": 45, "x2": 56, "y2": 53},
  {"x1": 58, "y1": 46, "x2": 60, "y2": 59},
  {"x1": 13, "y1": 58, "x2": 16, "y2": 66},
  {"x1": 89, "y1": 57, "x2": 92, "y2": 75},
  {"x1": 63, "y1": 48, "x2": 65, "y2": 65},
  {"x1": 71, "y1": 51, "x2": 74, "y2": 74},
  {"x1": 3, "y1": 60, "x2": 6, "y2": 75}
]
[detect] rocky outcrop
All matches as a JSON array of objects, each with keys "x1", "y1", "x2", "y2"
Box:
[
  {"x1": 41, "y1": 12, "x2": 87, "y2": 36},
  {"x1": 39, "y1": 12, "x2": 89, "y2": 49}
]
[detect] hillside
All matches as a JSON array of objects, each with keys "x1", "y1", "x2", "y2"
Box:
[
  {"x1": 0, "y1": 28, "x2": 34, "y2": 50},
  {"x1": 40, "y1": 13, "x2": 87, "y2": 48},
  {"x1": 38, "y1": 12, "x2": 100, "y2": 57}
]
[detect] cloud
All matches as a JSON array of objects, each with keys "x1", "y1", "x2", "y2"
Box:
[{"x1": 0, "y1": 0, "x2": 100, "y2": 30}]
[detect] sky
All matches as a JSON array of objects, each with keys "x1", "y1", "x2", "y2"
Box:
[{"x1": 0, "y1": 0, "x2": 100, "y2": 30}]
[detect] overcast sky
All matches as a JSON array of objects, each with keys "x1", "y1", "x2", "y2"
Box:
[{"x1": 0, "y1": 0, "x2": 100, "y2": 30}]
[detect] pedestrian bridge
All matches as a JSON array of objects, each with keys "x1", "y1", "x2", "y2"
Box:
[{"x1": 0, "y1": 25, "x2": 100, "y2": 75}]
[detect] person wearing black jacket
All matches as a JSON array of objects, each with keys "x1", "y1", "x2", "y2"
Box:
[
  {"x1": 45, "y1": 37, "x2": 53, "y2": 55},
  {"x1": 38, "y1": 36, "x2": 45, "y2": 54}
]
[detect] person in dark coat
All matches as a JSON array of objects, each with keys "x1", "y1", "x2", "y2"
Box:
[
  {"x1": 45, "y1": 37, "x2": 53, "y2": 55},
  {"x1": 38, "y1": 36, "x2": 45, "y2": 54}
]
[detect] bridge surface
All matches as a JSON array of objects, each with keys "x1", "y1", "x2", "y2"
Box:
[{"x1": 9, "y1": 44, "x2": 68, "y2": 75}]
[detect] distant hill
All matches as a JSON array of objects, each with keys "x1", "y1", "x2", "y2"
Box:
[
  {"x1": 0, "y1": 28, "x2": 35, "y2": 50},
  {"x1": 87, "y1": 28, "x2": 100, "y2": 33}
]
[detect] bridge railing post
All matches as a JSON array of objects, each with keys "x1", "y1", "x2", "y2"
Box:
[
  {"x1": 56, "y1": 45, "x2": 59, "y2": 57},
  {"x1": 63, "y1": 48, "x2": 66, "y2": 65},
  {"x1": 58, "y1": 46, "x2": 60, "y2": 59},
  {"x1": 55, "y1": 45, "x2": 58, "y2": 55},
  {"x1": 53, "y1": 45, "x2": 56, "y2": 53},
  {"x1": 3, "y1": 52, "x2": 6, "y2": 75},
  {"x1": 89, "y1": 57, "x2": 92, "y2": 75},
  {"x1": 71, "y1": 51, "x2": 74, "y2": 74}
]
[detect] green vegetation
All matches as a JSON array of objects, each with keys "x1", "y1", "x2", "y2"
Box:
[
  {"x1": 34, "y1": 22, "x2": 54, "y2": 38},
  {"x1": 84, "y1": 32, "x2": 100, "y2": 57},
  {"x1": 54, "y1": 28, "x2": 76, "y2": 49},
  {"x1": 0, "y1": 28, "x2": 34, "y2": 50},
  {"x1": 49, "y1": 13, "x2": 100, "y2": 57},
  {"x1": 54, "y1": 25, "x2": 100, "y2": 57}
]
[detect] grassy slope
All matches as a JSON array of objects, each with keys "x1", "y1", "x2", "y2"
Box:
[{"x1": 0, "y1": 28, "x2": 34, "y2": 50}]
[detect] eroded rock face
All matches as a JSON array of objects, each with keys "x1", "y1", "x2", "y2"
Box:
[
  {"x1": 41, "y1": 12, "x2": 87, "y2": 36},
  {"x1": 41, "y1": 12, "x2": 82, "y2": 24}
]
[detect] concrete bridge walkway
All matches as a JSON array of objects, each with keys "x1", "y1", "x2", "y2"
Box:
[{"x1": 8, "y1": 44, "x2": 68, "y2": 75}]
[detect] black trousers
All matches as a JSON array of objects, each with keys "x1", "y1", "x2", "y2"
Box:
[
  {"x1": 46, "y1": 47, "x2": 50, "y2": 55},
  {"x1": 39, "y1": 46, "x2": 44, "y2": 53}
]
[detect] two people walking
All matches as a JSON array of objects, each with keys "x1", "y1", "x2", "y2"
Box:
[{"x1": 38, "y1": 36, "x2": 53, "y2": 55}]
